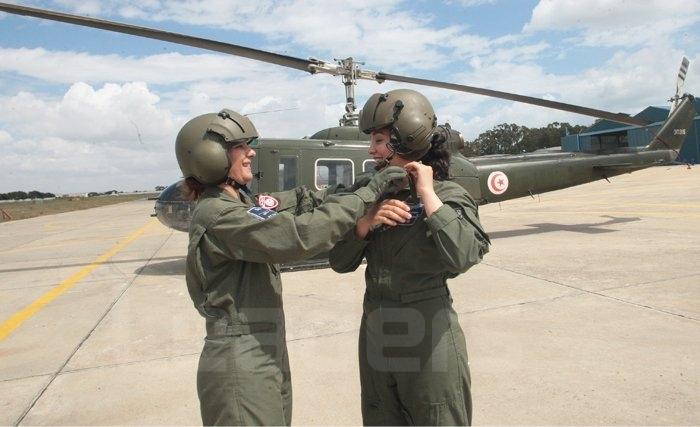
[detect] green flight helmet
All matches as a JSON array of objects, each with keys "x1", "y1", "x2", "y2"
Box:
[
  {"x1": 175, "y1": 109, "x2": 259, "y2": 185},
  {"x1": 359, "y1": 89, "x2": 438, "y2": 160}
]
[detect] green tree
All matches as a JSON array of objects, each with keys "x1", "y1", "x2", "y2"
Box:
[
  {"x1": 462, "y1": 121, "x2": 589, "y2": 156},
  {"x1": 464, "y1": 123, "x2": 525, "y2": 156}
]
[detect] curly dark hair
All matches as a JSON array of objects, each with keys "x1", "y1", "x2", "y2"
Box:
[
  {"x1": 419, "y1": 128, "x2": 452, "y2": 181},
  {"x1": 182, "y1": 177, "x2": 207, "y2": 201}
]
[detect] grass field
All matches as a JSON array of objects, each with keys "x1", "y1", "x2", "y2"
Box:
[{"x1": 0, "y1": 194, "x2": 159, "y2": 222}]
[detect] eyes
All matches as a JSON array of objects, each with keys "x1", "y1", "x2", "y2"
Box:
[
  {"x1": 370, "y1": 134, "x2": 389, "y2": 147},
  {"x1": 228, "y1": 143, "x2": 255, "y2": 157}
]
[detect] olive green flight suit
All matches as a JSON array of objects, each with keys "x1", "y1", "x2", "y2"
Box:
[
  {"x1": 329, "y1": 180, "x2": 490, "y2": 426},
  {"x1": 187, "y1": 185, "x2": 376, "y2": 426}
]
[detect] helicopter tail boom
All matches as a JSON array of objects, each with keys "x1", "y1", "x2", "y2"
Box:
[{"x1": 645, "y1": 94, "x2": 696, "y2": 152}]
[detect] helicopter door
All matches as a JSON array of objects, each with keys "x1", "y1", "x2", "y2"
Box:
[
  {"x1": 252, "y1": 148, "x2": 300, "y2": 193},
  {"x1": 278, "y1": 154, "x2": 299, "y2": 191}
]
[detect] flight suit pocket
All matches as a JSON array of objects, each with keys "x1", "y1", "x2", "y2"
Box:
[
  {"x1": 415, "y1": 398, "x2": 466, "y2": 426},
  {"x1": 188, "y1": 224, "x2": 208, "y2": 289}
]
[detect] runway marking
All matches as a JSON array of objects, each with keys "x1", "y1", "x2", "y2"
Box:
[{"x1": 0, "y1": 219, "x2": 158, "y2": 342}]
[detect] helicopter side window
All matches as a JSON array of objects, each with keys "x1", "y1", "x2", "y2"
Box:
[
  {"x1": 362, "y1": 159, "x2": 377, "y2": 173},
  {"x1": 278, "y1": 157, "x2": 298, "y2": 191},
  {"x1": 315, "y1": 159, "x2": 354, "y2": 190}
]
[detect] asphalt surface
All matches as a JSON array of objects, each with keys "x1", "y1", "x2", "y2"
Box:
[{"x1": 1, "y1": 165, "x2": 698, "y2": 425}]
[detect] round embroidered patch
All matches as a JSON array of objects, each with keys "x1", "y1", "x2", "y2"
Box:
[{"x1": 257, "y1": 194, "x2": 279, "y2": 210}]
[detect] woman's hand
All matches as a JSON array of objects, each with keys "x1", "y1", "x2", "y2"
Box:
[
  {"x1": 355, "y1": 199, "x2": 411, "y2": 238},
  {"x1": 404, "y1": 161, "x2": 443, "y2": 217},
  {"x1": 404, "y1": 162, "x2": 435, "y2": 198},
  {"x1": 371, "y1": 199, "x2": 412, "y2": 227}
]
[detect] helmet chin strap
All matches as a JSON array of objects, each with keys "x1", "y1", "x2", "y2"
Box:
[
  {"x1": 225, "y1": 176, "x2": 247, "y2": 190},
  {"x1": 374, "y1": 147, "x2": 396, "y2": 171}
]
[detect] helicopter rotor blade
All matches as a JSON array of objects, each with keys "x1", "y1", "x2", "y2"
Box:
[
  {"x1": 375, "y1": 72, "x2": 652, "y2": 127},
  {"x1": 0, "y1": 1, "x2": 313, "y2": 73},
  {"x1": 0, "y1": 1, "x2": 652, "y2": 127}
]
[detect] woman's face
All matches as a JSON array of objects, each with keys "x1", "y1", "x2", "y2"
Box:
[
  {"x1": 226, "y1": 142, "x2": 256, "y2": 185},
  {"x1": 368, "y1": 128, "x2": 407, "y2": 167}
]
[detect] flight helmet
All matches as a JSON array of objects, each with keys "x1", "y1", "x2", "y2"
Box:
[
  {"x1": 175, "y1": 109, "x2": 258, "y2": 185},
  {"x1": 359, "y1": 89, "x2": 437, "y2": 160}
]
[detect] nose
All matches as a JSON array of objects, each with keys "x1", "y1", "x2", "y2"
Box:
[{"x1": 246, "y1": 146, "x2": 256, "y2": 158}]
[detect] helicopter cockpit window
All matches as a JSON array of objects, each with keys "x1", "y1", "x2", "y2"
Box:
[
  {"x1": 362, "y1": 159, "x2": 377, "y2": 173},
  {"x1": 315, "y1": 159, "x2": 354, "y2": 190},
  {"x1": 278, "y1": 157, "x2": 297, "y2": 191}
]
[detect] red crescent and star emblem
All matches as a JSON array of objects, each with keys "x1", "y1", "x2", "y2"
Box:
[
  {"x1": 257, "y1": 194, "x2": 279, "y2": 210},
  {"x1": 487, "y1": 171, "x2": 509, "y2": 195}
]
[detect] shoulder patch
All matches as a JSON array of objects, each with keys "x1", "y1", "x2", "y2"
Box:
[
  {"x1": 247, "y1": 206, "x2": 278, "y2": 221},
  {"x1": 257, "y1": 194, "x2": 280, "y2": 210}
]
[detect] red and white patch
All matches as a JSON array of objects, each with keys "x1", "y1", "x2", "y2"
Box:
[
  {"x1": 487, "y1": 171, "x2": 509, "y2": 195},
  {"x1": 257, "y1": 194, "x2": 279, "y2": 210}
]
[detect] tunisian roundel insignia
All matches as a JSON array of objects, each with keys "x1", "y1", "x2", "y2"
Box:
[
  {"x1": 487, "y1": 171, "x2": 509, "y2": 195},
  {"x1": 257, "y1": 194, "x2": 280, "y2": 210}
]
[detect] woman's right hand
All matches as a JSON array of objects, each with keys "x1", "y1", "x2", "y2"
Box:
[
  {"x1": 356, "y1": 199, "x2": 412, "y2": 238},
  {"x1": 370, "y1": 199, "x2": 412, "y2": 227}
]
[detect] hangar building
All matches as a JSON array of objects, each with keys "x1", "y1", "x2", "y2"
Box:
[{"x1": 561, "y1": 98, "x2": 700, "y2": 163}]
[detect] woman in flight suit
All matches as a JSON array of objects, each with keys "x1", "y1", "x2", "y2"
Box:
[
  {"x1": 175, "y1": 109, "x2": 406, "y2": 426},
  {"x1": 329, "y1": 89, "x2": 490, "y2": 426}
]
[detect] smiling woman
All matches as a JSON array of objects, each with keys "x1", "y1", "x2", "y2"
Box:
[
  {"x1": 174, "y1": 107, "x2": 407, "y2": 425},
  {"x1": 330, "y1": 89, "x2": 491, "y2": 426}
]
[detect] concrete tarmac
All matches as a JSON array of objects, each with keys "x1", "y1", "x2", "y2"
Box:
[{"x1": 1, "y1": 165, "x2": 698, "y2": 425}]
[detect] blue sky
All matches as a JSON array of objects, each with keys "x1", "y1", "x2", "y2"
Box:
[{"x1": 1, "y1": 0, "x2": 699, "y2": 193}]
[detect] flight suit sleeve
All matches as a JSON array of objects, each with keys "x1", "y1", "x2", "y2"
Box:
[
  {"x1": 267, "y1": 186, "x2": 329, "y2": 215},
  {"x1": 328, "y1": 229, "x2": 368, "y2": 273},
  {"x1": 209, "y1": 191, "x2": 376, "y2": 264},
  {"x1": 267, "y1": 172, "x2": 377, "y2": 215},
  {"x1": 425, "y1": 188, "x2": 490, "y2": 274}
]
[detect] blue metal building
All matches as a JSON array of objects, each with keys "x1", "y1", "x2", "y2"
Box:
[{"x1": 562, "y1": 98, "x2": 700, "y2": 163}]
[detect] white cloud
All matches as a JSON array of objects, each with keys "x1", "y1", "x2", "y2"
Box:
[
  {"x1": 37, "y1": 0, "x2": 488, "y2": 71},
  {"x1": 0, "y1": 134, "x2": 180, "y2": 193},
  {"x1": 0, "y1": 48, "x2": 269, "y2": 85},
  {"x1": 444, "y1": 47, "x2": 700, "y2": 140},
  {"x1": 0, "y1": 81, "x2": 183, "y2": 193},
  {"x1": 53, "y1": 0, "x2": 104, "y2": 15},
  {"x1": 2, "y1": 81, "x2": 176, "y2": 144},
  {"x1": 525, "y1": 0, "x2": 700, "y2": 47}
]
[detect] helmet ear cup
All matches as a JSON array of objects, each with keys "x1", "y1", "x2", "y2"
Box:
[
  {"x1": 175, "y1": 109, "x2": 259, "y2": 185},
  {"x1": 359, "y1": 89, "x2": 436, "y2": 160}
]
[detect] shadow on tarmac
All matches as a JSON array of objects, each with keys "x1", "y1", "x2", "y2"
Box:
[
  {"x1": 0, "y1": 255, "x2": 184, "y2": 274},
  {"x1": 489, "y1": 215, "x2": 641, "y2": 240},
  {"x1": 135, "y1": 217, "x2": 641, "y2": 275},
  {"x1": 137, "y1": 258, "x2": 186, "y2": 276}
]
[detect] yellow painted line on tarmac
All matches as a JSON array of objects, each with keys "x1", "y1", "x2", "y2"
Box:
[{"x1": 0, "y1": 219, "x2": 158, "y2": 342}]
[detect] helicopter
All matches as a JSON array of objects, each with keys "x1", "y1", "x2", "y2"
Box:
[{"x1": 0, "y1": 2, "x2": 696, "y2": 234}]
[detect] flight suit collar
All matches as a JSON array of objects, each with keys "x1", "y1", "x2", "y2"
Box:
[{"x1": 201, "y1": 186, "x2": 252, "y2": 205}]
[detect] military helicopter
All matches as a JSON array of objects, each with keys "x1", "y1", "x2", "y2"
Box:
[{"x1": 0, "y1": 2, "x2": 696, "y2": 234}]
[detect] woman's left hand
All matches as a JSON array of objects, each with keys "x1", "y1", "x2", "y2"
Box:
[
  {"x1": 404, "y1": 161, "x2": 434, "y2": 198},
  {"x1": 404, "y1": 161, "x2": 443, "y2": 217}
]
